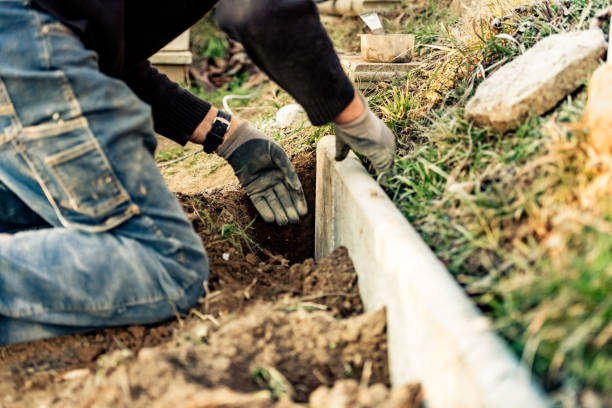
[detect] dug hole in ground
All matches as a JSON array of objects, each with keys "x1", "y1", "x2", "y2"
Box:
[{"x1": 0, "y1": 151, "x2": 423, "y2": 408}]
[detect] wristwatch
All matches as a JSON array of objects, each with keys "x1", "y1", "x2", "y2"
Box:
[{"x1": 203, "y1": 111, "x2": 231, "y2": 153}]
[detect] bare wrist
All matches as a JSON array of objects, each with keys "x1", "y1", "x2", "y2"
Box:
[{"x1": 334, "y1": 91, "x2": 365, "y2": 125}]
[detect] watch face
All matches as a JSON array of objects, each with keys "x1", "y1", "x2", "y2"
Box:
[{"x1": 213, "y1": 122, "x2": 228, "y2": 133}]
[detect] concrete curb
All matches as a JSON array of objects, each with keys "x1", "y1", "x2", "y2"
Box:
[{"x1": 315, "y1": 136, "x2": 549, "y2": 408}]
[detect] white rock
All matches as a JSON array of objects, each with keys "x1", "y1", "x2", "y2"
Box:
[
  {"x1": 465, "y1": 29, "x2": 607, "y2": 133},
  {"x1": 275, "y1": 104, "x2": 309, "y2": 129}
]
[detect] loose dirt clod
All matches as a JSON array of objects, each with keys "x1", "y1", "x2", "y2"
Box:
[{"x1": 310, "y1": 380, "x2": 423, "y2": 408}]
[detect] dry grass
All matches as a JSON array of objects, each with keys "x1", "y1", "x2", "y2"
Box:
[{"x1": 370, "y1": 0, "x2": 612, "y2": 403}]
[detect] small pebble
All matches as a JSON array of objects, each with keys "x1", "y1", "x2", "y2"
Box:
[
  {"x1": 245, "y1": 253, "x2": 258, "y2": 265},
  {"x1": 222, "y1": 253, "x2": 230, "y2": 261},
  {"x1": 56, "y1": 368, "x2": 91, "y2": 383}
]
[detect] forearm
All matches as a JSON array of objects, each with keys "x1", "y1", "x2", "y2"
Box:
[
  {"x1": 122, "y1": 62, "x2": 212, "y2": 145},
  {"x1": 216, "y1": 0, "x2": 355, "y2": 126}
]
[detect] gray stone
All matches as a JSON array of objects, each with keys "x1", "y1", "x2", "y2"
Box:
[{"x1": 465, "y1": 30, "x2": 607, "y2": 133}]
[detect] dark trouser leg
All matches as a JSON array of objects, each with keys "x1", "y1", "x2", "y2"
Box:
[{"x1": 215, "y1": 0, "x2": 356, "y2": 126}]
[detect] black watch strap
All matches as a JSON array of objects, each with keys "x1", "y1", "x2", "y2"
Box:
[{"x1": 203, "y1": 110, "x2": 231, "y2": 153}]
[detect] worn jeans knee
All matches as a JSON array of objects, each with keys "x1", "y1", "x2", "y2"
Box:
[{"x1": 0, "y1": 1, "x2": 208, "y2": 345}]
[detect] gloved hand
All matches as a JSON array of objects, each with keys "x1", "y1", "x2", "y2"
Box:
[
  {"x1": 334, "y1": 93, "x2": 396, "y2": 177},
  {"x1": 218, "y1": 122, "x2": 308, "y2": 226}
]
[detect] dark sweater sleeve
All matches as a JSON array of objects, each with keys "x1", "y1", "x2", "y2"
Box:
[{"x1": 122, "y1": 61, "x2": 211, "y2": 145}]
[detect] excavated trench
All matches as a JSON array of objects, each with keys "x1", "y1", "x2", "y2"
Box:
[{"x1": 0, "y1": 151, "x2": 423, "y2": 407}]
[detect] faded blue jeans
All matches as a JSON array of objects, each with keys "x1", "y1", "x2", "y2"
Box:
[{"x1": 0, "y1": 1, "x2": 209, "y2": 345}]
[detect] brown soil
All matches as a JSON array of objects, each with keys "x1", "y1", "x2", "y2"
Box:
[
  {"x1": 0, "y1": 151, "x2": 423, "y2": 408},
  {"x1": 188, "y1": 149, "x2": 317, "y2": 264},
  {"x1": 156, "y1": 138, "x2": 238, "y2": 196}
]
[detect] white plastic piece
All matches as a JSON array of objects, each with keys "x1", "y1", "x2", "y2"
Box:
[
  {"x1": 360, "y1": 12, "x2": 385, "y2": 35},
  {"x1": 315, "y1": 136, "x2": 549, "y2": 408}
]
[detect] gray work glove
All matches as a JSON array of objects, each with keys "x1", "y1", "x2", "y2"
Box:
[
  {"x1": 334, "y1": 93, "x2": 396, "y2": 178},
  {"x1": 218, "y1": 122, "x2": 308, "y2": 226}
]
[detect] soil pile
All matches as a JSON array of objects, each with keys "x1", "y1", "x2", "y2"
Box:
[{"x1": 0, "y1": 152, "x2": 423, "y2": 408}]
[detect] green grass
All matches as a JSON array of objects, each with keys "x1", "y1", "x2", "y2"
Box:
[
  {"x1": 190, "y1": 14, "x2": 229, "y2": 62},
  {"x1": 189, "y1": 71, "x2": 255, "y2": 110},
  {"x1": 371, "y1": 0, "x2": 612, "y2": 402},
  {"x1": 219, "y1": 219, "x2": 259, "y2": 255},
  {"x1": 189, "y1": 197, "x2": 260, "y2": 254},
  {"x1": 188, "y1": 14, "x2": 259, "y2": 109},
  {"x1": 389, "y1": 0, "x2": 456, "y2": 47},
  {"x1": 154, "y1": 145, "x2": 186, "y2": 162},
  {"x1": 307, "y1": 123, "x2": 333, "y2": 147},
  {"x1": 252, "y1": 367, "x2": 294, "y2": 400},
  {"x1": 387, "y1": 98, "x2": 612, "y2": 397}
]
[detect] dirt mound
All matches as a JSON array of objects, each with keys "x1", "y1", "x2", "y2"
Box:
[
  {"x1": 40, "y1": 306, "x2": 389, "y2": 407},
  {"x1": 0, "y1": 151, "x2": 423, "y2": 408},
  {"x1": 198, "y1": 247, "x2": 363, "y2": 320},
  {"x1": 0, "y1": 247, "x2": 381, "y2": 408}
]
